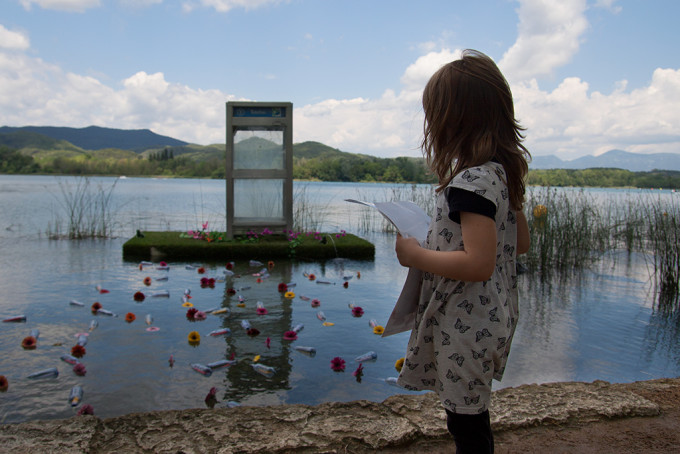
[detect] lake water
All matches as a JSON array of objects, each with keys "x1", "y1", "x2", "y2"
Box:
[{"x1": 0, "y1": 175, "x2": 678, "y2": 424}]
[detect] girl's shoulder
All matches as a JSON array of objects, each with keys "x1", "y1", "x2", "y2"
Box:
[{"x1": 449, "y1": 162, "x2": 506, "y2": 188}]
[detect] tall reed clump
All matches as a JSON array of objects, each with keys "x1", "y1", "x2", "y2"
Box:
[
  {"x1": 643, "y1": 197, "x2": 680, "y2": 307},
  {"x1": 524, "y1": 188, "x2": 615, "y2": 276},
  {"x1": 292, "y1": 182, "x2": 330, "y2": 232},
  {"x1": 47, "y1": 177, "x2": 119, "y2": 239}
]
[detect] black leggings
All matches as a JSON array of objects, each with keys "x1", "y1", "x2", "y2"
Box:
[{"x1": 445, "y1": 409, "x2": 494, "y2": 454}]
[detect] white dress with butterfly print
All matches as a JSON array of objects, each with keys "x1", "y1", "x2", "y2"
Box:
[{"x1": 396, "y1": 162, "x2": 520, "y2": 415}]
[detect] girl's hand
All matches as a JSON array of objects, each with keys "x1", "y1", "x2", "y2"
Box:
[{"x1": 395, "y1": 233, "x2": 421, "y2": 267}]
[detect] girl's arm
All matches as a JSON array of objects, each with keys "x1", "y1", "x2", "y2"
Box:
[
  {"x1": 395, "y1": 211, "x2": 497, "y2": 282},
  {"x1": 516, "y1": 209, "x2": 530, "y2": 255}
]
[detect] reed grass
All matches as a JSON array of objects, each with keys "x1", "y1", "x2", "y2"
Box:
[{"x1": 46, "y1": 177, "x2": 119, "y2": 239}]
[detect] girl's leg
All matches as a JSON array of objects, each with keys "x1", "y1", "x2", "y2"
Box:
[{"x1": 445, "y1": 409, "x2": 494, "y2": 454}]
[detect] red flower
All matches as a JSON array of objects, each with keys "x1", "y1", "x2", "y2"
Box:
[
  {"x1": 143, "y1": 276, "x2": 152, "y2": 286},
  {"x1": 133, "y1": 291, "x2": 145, "y2": 302},
  {"x1": 197, "y1": 267, "x2": 206, "y2": 274},
  {"x1": 351, "y1": 306, "x2": 364, "y2": 317},
  {"x1": 159, "y1": 261, "x2": 168, "y2": 267},
  {"x1": 256, "y1": 307, "x2": 268, "y2": 315},
  {"x1": 308, "y1": 274, "x2": 316, "y2": 281},
  {"x1": 277, "y1": 283, "x2": 288, "y2": 292},
  {"x1": 77, "y1": 404, "x2": 94, "y2": 416},
  {"x1": 227, "y1": 288, "x2": 236, "y2": 295},
  {"x1": 353, "y1": 363, "x2": 364, "y2": 382},
  {"x1": 186, "y1": 307, "x2": 198, "y2": 320},
  {"x1": 21, "y1": 336, "x2": 37, "y2": 349},
  {"x1": 208, "y1": 278, "x2": 216, "y2": 287},
  {"x1": 91, "y1": 302, "x2": 102, "y2": 313},
  {"x1": 226, "y1": 262, "x2": 234, "y2": 270},
  {"x1": 283, "y1": 330, "x2": 298, "y2": 341},
  {"x1": 125, "y1": 312, "x2": 136, "y2": 323},
  {"x1": 311, "y1": 299, "x2": 321, "y2": 307},
  {"x1": 246, "y1": 328, "x2": 260, "y2": 337},
  {"x1": 343, "y1": 281, "x2": 349, "y2": 288},
  {"x1": 267, "y1": 261, "x2": 275, "y2": 269},
  {"x1": 71, "y1": 345, "x2": 86, "y2": 358},
  {"x1": 0, "y1": 375, "x2": 8, "y2": 392},
  {"x1": 200, "y1": 277, "x2": 209, "y2": 287},
  {"x1": 73, "y1": 363, "x2": 87, "y2": 376},
  {"x1": 330, "y1": 357, "x2": 346, "y2": 372}
]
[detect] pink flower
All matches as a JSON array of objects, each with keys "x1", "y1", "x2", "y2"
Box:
[
  {"x1": 353, "y1": 363, "x2": 364, "y2": 382},
  {"x1": 246, "y1": 328, "x2": 260, "y2": 337},
  {"x1": 256, "y1": 307, "x2": 268, "y2": 315},
  {"x1": 159, "y1": 261, "x2": 168, "y2": 267},
  {"x1": 194, "y1": 311, "x2": 207, "y2": 321},
  {"x1": 77, "y1": 404, "x2": 94, "y2": 416},
  {"x1": 73, "y1": 363, "x2": 87, "y2": 376},
  {"x1": 351, "y1": 306, "x2": 364, "y2": 317},
  {"x1": 283, "y1": 330, "x2": 298, "y2": 341},
  {"x1": 311, "y1": 299, "x2": 321, "y2": 307},
  {"x1": 330, "y1": 357, "x2": 346, "y2": 372},
  {"x1": 265, "y1": 337, "x2": 271, "y2": 348}
]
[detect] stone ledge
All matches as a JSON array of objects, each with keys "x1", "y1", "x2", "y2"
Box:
[{"x1": 0, "y1": 378, "x2": 672, "y2": 453}]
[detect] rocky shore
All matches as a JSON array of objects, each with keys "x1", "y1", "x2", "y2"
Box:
[{"x1": 1, "y1": 377, "x2": 679, "y2": 453}]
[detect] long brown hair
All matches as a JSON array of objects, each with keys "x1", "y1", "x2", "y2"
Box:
[{"x1": 421, "y1": 49, "x2": 531, "y2": 210}]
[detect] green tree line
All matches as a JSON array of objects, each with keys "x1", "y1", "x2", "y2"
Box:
[{"x1": 2, "y1": 144, "x2": 680, "y2": 188}]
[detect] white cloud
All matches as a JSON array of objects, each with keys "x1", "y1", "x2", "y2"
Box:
[
  {"x1": 183, "y1": 0, "x2": 284, "y2": 13},
  {"x1": 19, "y1": 0, "x2": 101, "y2": 12},
  {"x1": 0, "y1": 25, "x2": 30, "y2": 50},
  {"x1": 500, "y1": 0, "x2": 589, "y2": 82}
]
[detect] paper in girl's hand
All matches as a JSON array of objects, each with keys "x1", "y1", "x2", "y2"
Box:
[{"x1": 344, "y1": 199, "x2": 430, "y2": 244}]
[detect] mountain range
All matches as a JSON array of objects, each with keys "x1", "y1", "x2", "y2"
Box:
[{"x1": 1, "y1": 125, "x2": 679, "y2": 172}]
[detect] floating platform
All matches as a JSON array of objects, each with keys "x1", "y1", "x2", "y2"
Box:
[{"x1": 122, "y1": 231, "x2": 375, "y2": 261}]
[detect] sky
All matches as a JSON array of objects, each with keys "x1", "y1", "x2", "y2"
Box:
[{"x1": 0, "y1": 0, "x2": 679, "y2": 161}]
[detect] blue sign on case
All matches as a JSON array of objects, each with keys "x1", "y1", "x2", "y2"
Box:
[{"x1": 233, "y1": 107, "x2": 286, "y2": 118}]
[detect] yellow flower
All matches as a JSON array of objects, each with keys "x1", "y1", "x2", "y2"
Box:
[
  {"x1": 532, "y1": 204, "x2": 547, "y2": 219},
  {"x1": 253, "y1": 355, "x2": 261, "y2": 362},
  {"x1": 237, "y1": 303, "x2": 246, "y2": 308},
  {"x1": 284, "y1": 291, "x2": 296, "y2": 299},
  {"x1": 373, "y1": 325, "x2": 384, "y2": 335},
  {"x1": 182, "y1": 302, "x2": 194, "y2": 307},
  {"x1": 394, "y1": 357, "x2": 405, "y2": 373},
  {"x1": 187, "y1": 331, "x2": 201, "y2": 345},
  {"x1": 322, "y1": 322, "x2": 335, "y2": 326}
]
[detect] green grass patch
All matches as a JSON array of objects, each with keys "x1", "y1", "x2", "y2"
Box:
[{"x1": 122, "y1": 231, "x2": 375, "y2": 261}]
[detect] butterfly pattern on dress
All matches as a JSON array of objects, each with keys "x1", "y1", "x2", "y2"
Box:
[{"x1": 396, "y1": 162, "x2": 520, "y2": 415}]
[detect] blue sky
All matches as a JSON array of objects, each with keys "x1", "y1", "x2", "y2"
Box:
[{"x1": 1, "y1": 0, "x2": 679, "y2": 160}]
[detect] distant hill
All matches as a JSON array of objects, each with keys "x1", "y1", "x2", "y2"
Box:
[
  {"x1": 531, "y1": 149, "x2": 680, "y2": 172},
  {"x1": 0, "y1": 125, "x2": 187, "y2": 151}
]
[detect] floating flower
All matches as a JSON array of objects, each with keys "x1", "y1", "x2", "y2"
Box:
[
  {"x1": 188, "y1": 331, "x2": 201, "y2": 345},
  {"x1": 71, "y1": 345, "x2": 86, "y2": 358},
  {"x1": 143, "y1": 276, "x2": 152, "y2": 286},
  {"x1": 237, "y1": 302, "x2": 246, "y2": 308},
  {"x1": 265, "y1": 337, "x2": 271, "y2": 348},
  {"x1": 284, "y1": 291, "x2": 295, "y2": 299},
  {"x1": 208, "y1": 278, "x2": 216, "y2": 287},
  {"x1": 91, "y1": 302, "x2": 102, "y2": 313},
  {"x1": 256, "y1": 307, "x2": 268, "y2": 315},
  {"x1": 267, "y1": 261, "x2": 275, "y2": 269},
  {"x1": 330, "y1": 357, "x2": 346, "y2": 372},
  {"x1": 205, "y1": 387, "x2": 218, "y2": 409},
  {"x1": 227, "y1": 288, "x2": 236, "y2": 295},
  {"x1": 311, "y1": 299, "x2": 321, "y2": 307},
  {"x1": 77, "y1": 404, "x2": 94, "y2": 416},
  {"x1": 146, "y1": 327, "x2": 160, "y2": 332},
  {"x1": 532, "y1": 204, "x2": 547, "y2": 219},
  {"x1": 357, "y1": 271, "x2": 361, "y2": 279},
  {"x1": 353, "y1": 363, "x2": 364, "y2": 382},
  {"x1": 194, "y1": 311, "x2": 207, "y2": 321},
  {"x1": 256, "y1": 278, "x2": 262, "y2": 283},
  {"x1": 343, "y1": 281, "x2": 349, "y2": 288},
  {"x1": 133, "y1": 291, "x2": 145, "y2": 302},
  {"x1": 277, "y1": 283, "x2": 288, "y2": 293},
  {"x1": 186, "y1": 308, "x2": 198, "y2": 320},
  {"x1": 159, "y1": 261, "x2": 168, "y2": 267},
  {"x1": 0, "y1": 375, "x2": 8, "y2": 392},
  {"x1": 21, "y1": 336, "x2": 37, "y2": 350},
  {"x1": 351, "y1": 306, "x2": 364, "y2": 317},
  {"x1": 394, "y1": 358, "x2": 405, "y2": 373},
  {"x1": 308, "y1": 273, "x2": 316, "y2": 281},
  {"x1": 197, "y1": 267, "x2": 206, "y2": 274},
  {"x1": 246, "y1": 328, "x2": 260, "y2": 337},
  {"x1": 283, "y1": 330, "x2": 298, "y2": 341},
  {"x1": 200, "y1": 277, "x2": 209, "y2": 287},
  {"x1": 226, "y1": 262, "x2": 234, "y2": 270},
  {"x1": 182, "y1": 301, "x2": 194, "y2": 307},
  {"x1": 73, "y1": 363, "x2": 87, "y2": 376},
  {"x1": 125, "y1": 312, "x2": 136, "y2": 323},
  {"x1": 373, "y1": 325, "x2": 385, "y2": 335}
]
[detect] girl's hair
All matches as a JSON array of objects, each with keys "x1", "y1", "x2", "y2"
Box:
[{"x1": 421, "y1": 49, "x2": 531, "y2": 210}]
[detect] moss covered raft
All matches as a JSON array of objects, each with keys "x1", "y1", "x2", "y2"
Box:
[{"x1": 122, "y1": 231, "x2": 375, "y2": 261}]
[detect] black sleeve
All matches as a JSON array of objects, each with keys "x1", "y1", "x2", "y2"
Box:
[{"x1": 446, "y1": 187, "x2": 496, "y2": 224}]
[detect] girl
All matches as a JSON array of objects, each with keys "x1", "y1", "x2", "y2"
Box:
[{"x1": 395, "y1": 49, "x2": 531, "y2": 454}]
